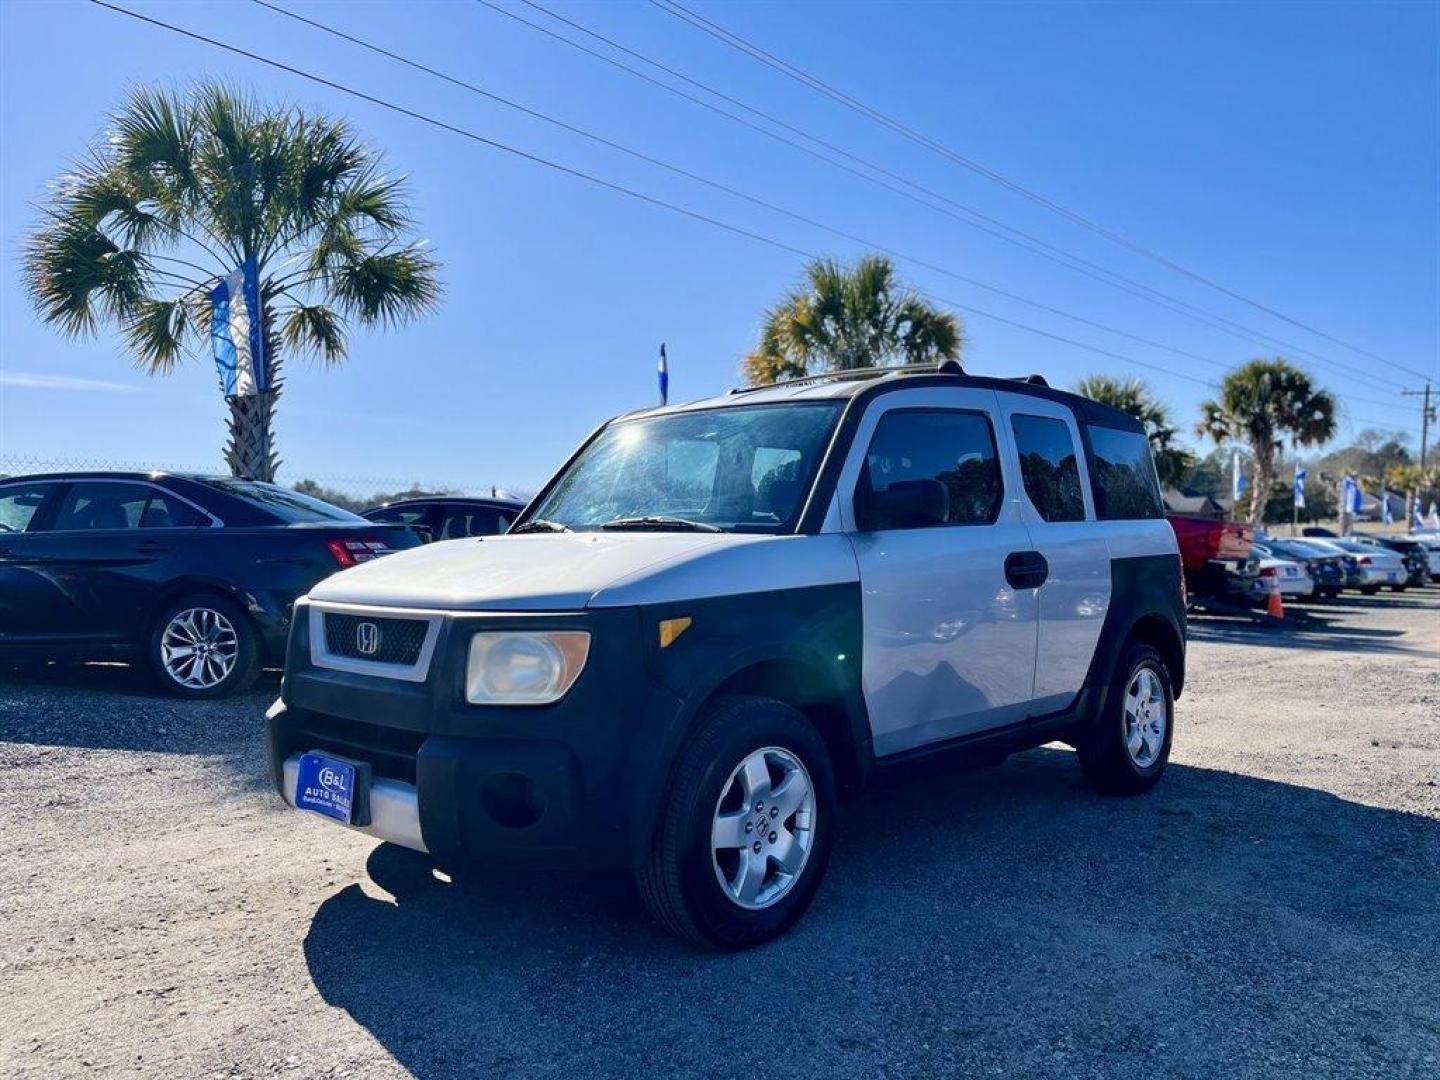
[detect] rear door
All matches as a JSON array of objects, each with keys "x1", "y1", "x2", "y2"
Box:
[
  {"x1": 837, "y1": 386, "x2": 1039, "y2": 756},
  {"x1": 995, "y1": 394, "x2": 1110, "y2": 712}
]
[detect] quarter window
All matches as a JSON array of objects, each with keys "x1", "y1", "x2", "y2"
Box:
[
  {"x1": 0, "y1": 483, "x2": 53, "y2": 533},
  {"x1": 1087, "y1": 425, "x2": 1164, "y2": 520},
  {"x1": 858, "y1": 409, "x2": 1003, "y2": 526},
  {"x1": 1011, "y1": 414, "x2": 1086, "y2": 522}
]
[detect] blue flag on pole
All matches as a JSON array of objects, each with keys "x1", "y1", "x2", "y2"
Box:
[
  {"x1": 1231, "y1": 450, "x2": 1247, "y2": 502},
  {"x1": 1342, "y1": 475, "x2": 1363, "y2": 516},
  {"x1": 1382, "y1": 490, "x2": 1393, "y2": 525},
  {"x1": 209, "y1": 258, "x2": 267, "y2": 398},
  {"x1": 657, "y1": 343, "x2": 669, "y2": 406},
  {"x1": 1293, "y1": 464, "x2": 1307, "y2": 509}
]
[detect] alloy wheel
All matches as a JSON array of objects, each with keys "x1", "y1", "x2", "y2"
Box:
[
  {"x1": 1123, "y1": 665, "x2": 1167, "y2": 768},
  {"x1": 711, "y1": 746, "x2": 816, "y2": 910},
  {"x1": 160, "y1": 607, "x2": 239, "y2": 689}
]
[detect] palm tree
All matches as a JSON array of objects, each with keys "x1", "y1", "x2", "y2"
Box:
[
  {"x1": 22, "y1": 83, "x2": 440, "y2": 481},
  {"x1": 743, "y1": 255, "x2": 961, "y2": 385},
  {"x1": 1196, "y1": 358, "x2": 1337, "y2": 525},
  {"x1": 1071, "y1": 374, "x2": 1191, "y2": 487}
]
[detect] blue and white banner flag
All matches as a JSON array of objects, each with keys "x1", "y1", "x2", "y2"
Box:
[
  {"x1": 1382, "y1": 490, "x2": 1393, "y2": 525},
  {"x1": 1231, "y1": 450, "x2": 1247, "y2": 502},
  {"x1": 1293, "y1": 464, "x2": 1307, "y2": 509},
  {"x1": 1430, "y1": 501, "x2": 1439, "y2": 530},
  {"x1": 657, "y1": 342, "x2": 669, "y2": 406},
  {"x1": 1417, "y1": 503, "x2": 1426, "y2": 530},
  {"x1": 209, "y1": 258, "x2": 267, "y2": 398},
  {"x1": 1342, "y1": 475, "x2": 1363, "y2": 516}
]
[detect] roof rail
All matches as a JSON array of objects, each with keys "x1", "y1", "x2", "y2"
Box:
[
  {"x1": 1014, "y1": 374, "x2": 1049, "y2": 387},
  {"x1": 728, "y1": 359, "x2": 965, "y2": 396}
]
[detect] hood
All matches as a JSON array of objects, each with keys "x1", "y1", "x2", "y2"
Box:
[
  {"x1": 307, "y1": 531, "x2": 746, "y2": 611},
  {"x1": 304, "y1": 530, "x2": 861, "y2": 612}
]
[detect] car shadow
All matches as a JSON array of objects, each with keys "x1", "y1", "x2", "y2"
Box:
[
  {"x1": 302, "y1": 748, "x2": 1440, "y2": 1078},
  {"x1": 0, "y1": 661, "x2": 279, "y2": 782},
  {"x1": 1185, "y1": 610, "x2": 1422, "y2": 655}
]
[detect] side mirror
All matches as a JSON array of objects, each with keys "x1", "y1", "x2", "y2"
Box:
[{"x1": 858, "y1": 479, "x2": 949, "y2": 531}]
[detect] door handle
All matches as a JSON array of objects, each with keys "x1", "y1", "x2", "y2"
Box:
[{"x1": 1004, "y1": 550, "x2": 1049, "y2": 590}]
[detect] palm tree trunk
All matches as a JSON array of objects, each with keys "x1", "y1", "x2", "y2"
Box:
[
  {"x1": 223, "y1": 305, "x2": 283, "y2": 482},
  {"x1": 1249, "y1": 441, "x2": 1276, "y2": 526}
]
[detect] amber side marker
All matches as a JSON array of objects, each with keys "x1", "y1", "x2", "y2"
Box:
[{"x1": 658, "y1": 617, "x2": 692, "y2": 648}]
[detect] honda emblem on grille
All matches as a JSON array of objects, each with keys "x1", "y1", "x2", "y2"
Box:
[{"x1": 355, "y1": 621, "x2": 382, "y2": 657}]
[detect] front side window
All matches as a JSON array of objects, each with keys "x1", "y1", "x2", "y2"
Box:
[
  {"x1": 1012, "y1": 414, "x2": 1086, "y2": 522},
  {"x1": 52, "y1": 482, "x2": 153, "y2": 531},
  {"x1": 858, "y1": 409, "x2": 1003, "y2": 527},
  {"x1": 1087, "y1": 425, "x2": 1164, "y2": 520},
  {"x1": 0, "y1": 483, "x2": 54, "y2": 533},
  {"x1": 528, "y1": 402, "x2": 844, "y2": 532}
]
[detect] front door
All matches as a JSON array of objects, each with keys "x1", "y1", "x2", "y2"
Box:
[{"x1": 837, "y1": 387, "x2": 1039, "y2": 757}]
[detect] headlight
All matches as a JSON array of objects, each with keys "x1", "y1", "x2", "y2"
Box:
[{"x1": 465, "y1": 631, "x2": 590, "y2": 705}]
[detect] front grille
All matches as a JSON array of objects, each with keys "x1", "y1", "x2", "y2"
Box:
[
  {"x1": 324, "y1": 612, "x2": 428, "y2": 666},
  {"x1": 292, "y1": 713, "x2": 426, "y2": 785}
]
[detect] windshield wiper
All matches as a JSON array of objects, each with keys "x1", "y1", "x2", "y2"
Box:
[
  {"x1": 509, "y1": 519, "x2": 571, "y2": 534},
  {"x1": 600, "y1": 515, "x2": 722, "y2": 533}
]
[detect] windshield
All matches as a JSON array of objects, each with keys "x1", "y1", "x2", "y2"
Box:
[
  {"x1": 527, "y1": 402, "x2": 845, "y2": 533},
  {"x1": 200, "y1": 479, "x2": 365, "y2": 524}
]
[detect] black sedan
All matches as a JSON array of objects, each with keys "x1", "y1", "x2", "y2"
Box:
[
  {"x1": 0, "y1": 472, "x2": 422, "y2": 697},
  {"x1": 361, "y1": 495, "x2": 526, "y2": 541}
]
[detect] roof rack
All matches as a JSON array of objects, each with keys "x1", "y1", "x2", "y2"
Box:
[{"x1": 727, "y1": 359, "x2": 964, "y2": 396}]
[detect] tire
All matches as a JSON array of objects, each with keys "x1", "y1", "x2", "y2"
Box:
[
  {"x1": 1390, "y1": 585, "x2": 1407, "y2": 593},
  {"x1": 1361, "y1": 585, "x2": 1380, "y2": 595},
  {"x1": 1076, "y1": 642, "x2": 1174, "y2": 796},
  {"x1": 636, "y1": 695, "x2": 837, "y2": 950},
  {"x1": 148, "y1": 594, "x2": 259, "y2": 699}
]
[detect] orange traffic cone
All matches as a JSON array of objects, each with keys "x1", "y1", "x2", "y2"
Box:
[{"x1": 1266, "y1": 582, "x2": 1285, "y2": 620}]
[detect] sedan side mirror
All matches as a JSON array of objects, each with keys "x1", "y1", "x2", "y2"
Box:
[{"x1": 858, "y1": 479, "x2": 949, "y2": 532}]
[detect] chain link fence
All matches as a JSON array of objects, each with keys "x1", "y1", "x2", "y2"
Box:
[{"x1": 0, "y1": 455, "x2": 533, "y2": 512}]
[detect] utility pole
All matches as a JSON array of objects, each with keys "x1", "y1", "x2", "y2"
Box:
[
  {"x1": 1401, "y1": 381, "x2": 1433, "y2": 469},
  {"x1": 1400, "y1": 381, "x2": 1434, "y2": 527}
]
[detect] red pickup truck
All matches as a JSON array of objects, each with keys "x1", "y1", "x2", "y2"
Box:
[{"x1": 1167, "y1": 514, "x2": 1259, "y2": 606}]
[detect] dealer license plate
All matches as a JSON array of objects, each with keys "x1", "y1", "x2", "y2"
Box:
[{"x1": 294, "y1": 752, "x2": 357, "y2": 823}]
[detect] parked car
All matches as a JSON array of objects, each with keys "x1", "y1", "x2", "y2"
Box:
[
  {"x1": 1348, "y1": 533, "x2": 1430, "y2": 588},
  {"x1": 1313, "y1": 537, "x2": 1408, "y2": 593},
  {"x1": 0, "y1": 472, "x2": 422, "y2": 696},
  {"x1": 1253, "y1": 537, "x2": 1347, "y2": 598},
  {"x1": 1407, "y1": 532, "x2": 1440, "y2": 580},
  {"x1": 362, "y1": 495, "x2": 526, "y2": 542},
  {"x1": 1249, "y1": 542, "x2": 1318, "y2": 598},
  {"x1": 267, "y1": 363, "x2": 1186, "y2": 949},
  {"x1": 1167, "y1": 514, "x2": 1259, "y2": 608}
]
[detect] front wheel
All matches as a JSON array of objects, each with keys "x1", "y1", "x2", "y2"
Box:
[
  {"x1": 1076, "y1": 643, "x2": 1174, "y2": 795},
  {"x1": 148, "y1": 594, "x2": 259, "y2": 699},
  {"x1": 636, "y1": 695, "x2": 837, "y2": 950}
]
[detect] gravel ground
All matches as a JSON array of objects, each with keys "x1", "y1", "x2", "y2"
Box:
[{"x1": 2, "y1": 591, "x2": 1438, "y2": 1079}]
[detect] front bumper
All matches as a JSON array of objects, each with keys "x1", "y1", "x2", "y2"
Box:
[{"x1": 266, "y1": 605, "x2": 687, "y2": 869}]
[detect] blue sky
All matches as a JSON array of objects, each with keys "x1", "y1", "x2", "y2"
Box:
[{"x1": 1, "y1": 0, "x2": 1436, "y2": 494}]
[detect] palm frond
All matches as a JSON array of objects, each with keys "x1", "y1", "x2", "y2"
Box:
[
  {"x1": 279, "y1": 302, "x2": 348, "y2": 364},
  {"x1": 326, "y1": 243, "x2": 440, "y2": 327},
  {"x1": 122, "y1": 296, "x2": 192, "y2": 373}
]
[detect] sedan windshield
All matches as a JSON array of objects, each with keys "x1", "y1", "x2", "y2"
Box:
[{"x1": 527, "y1": 402, "x2": 844, "y2": 533}]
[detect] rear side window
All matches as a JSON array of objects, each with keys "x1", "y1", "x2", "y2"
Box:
[
  {"x1": 201, "y1": 479, "x2": 364, "y2": 523},
  {"x1": 140, "y1": 491, "x2": 210, "y2": 528},
  {"x1": 1087, "y1": 425, "x2": 1164, "y2": 520},
  {"x1": 860, "y1": 409, "x2": 1003, "y2": 525},
  {"x1": 439, "y1": 506, "x2": 509, "y2": 538},
  {"x1": 1011, "y1": 414, "x2": 1086, "y2": 522},
  {"x1": 52, "y1": 482, "x2": 152, "y2": 530}
]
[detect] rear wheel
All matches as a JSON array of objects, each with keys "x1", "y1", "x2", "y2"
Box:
[
  {"x1": 1076, "y1": 643, "x2": 1174, "y2": 795},
  {"x1": 636, "y1": 695, "x2": 836, "y2": 950},
  {"x1": 148, "y1": 594, "x2": 259, "y2": 699}
]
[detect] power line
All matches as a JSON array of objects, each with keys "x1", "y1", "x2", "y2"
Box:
[
  {"x1": 86, "y1": 0, "x2": 1417, "y2": 445},
  {"x1": 651, "y1": 0, "x2": 1431, "y2": 383},
  {"x1": 491, "y1": 0, "x2": 1413, "y2": 395},
  {"x1": 249, "y1": 0, "x2": 1273, "y2": 386},
  {"x1": 258, "y1": 0, "x2": 1416, "y2": 417}
]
